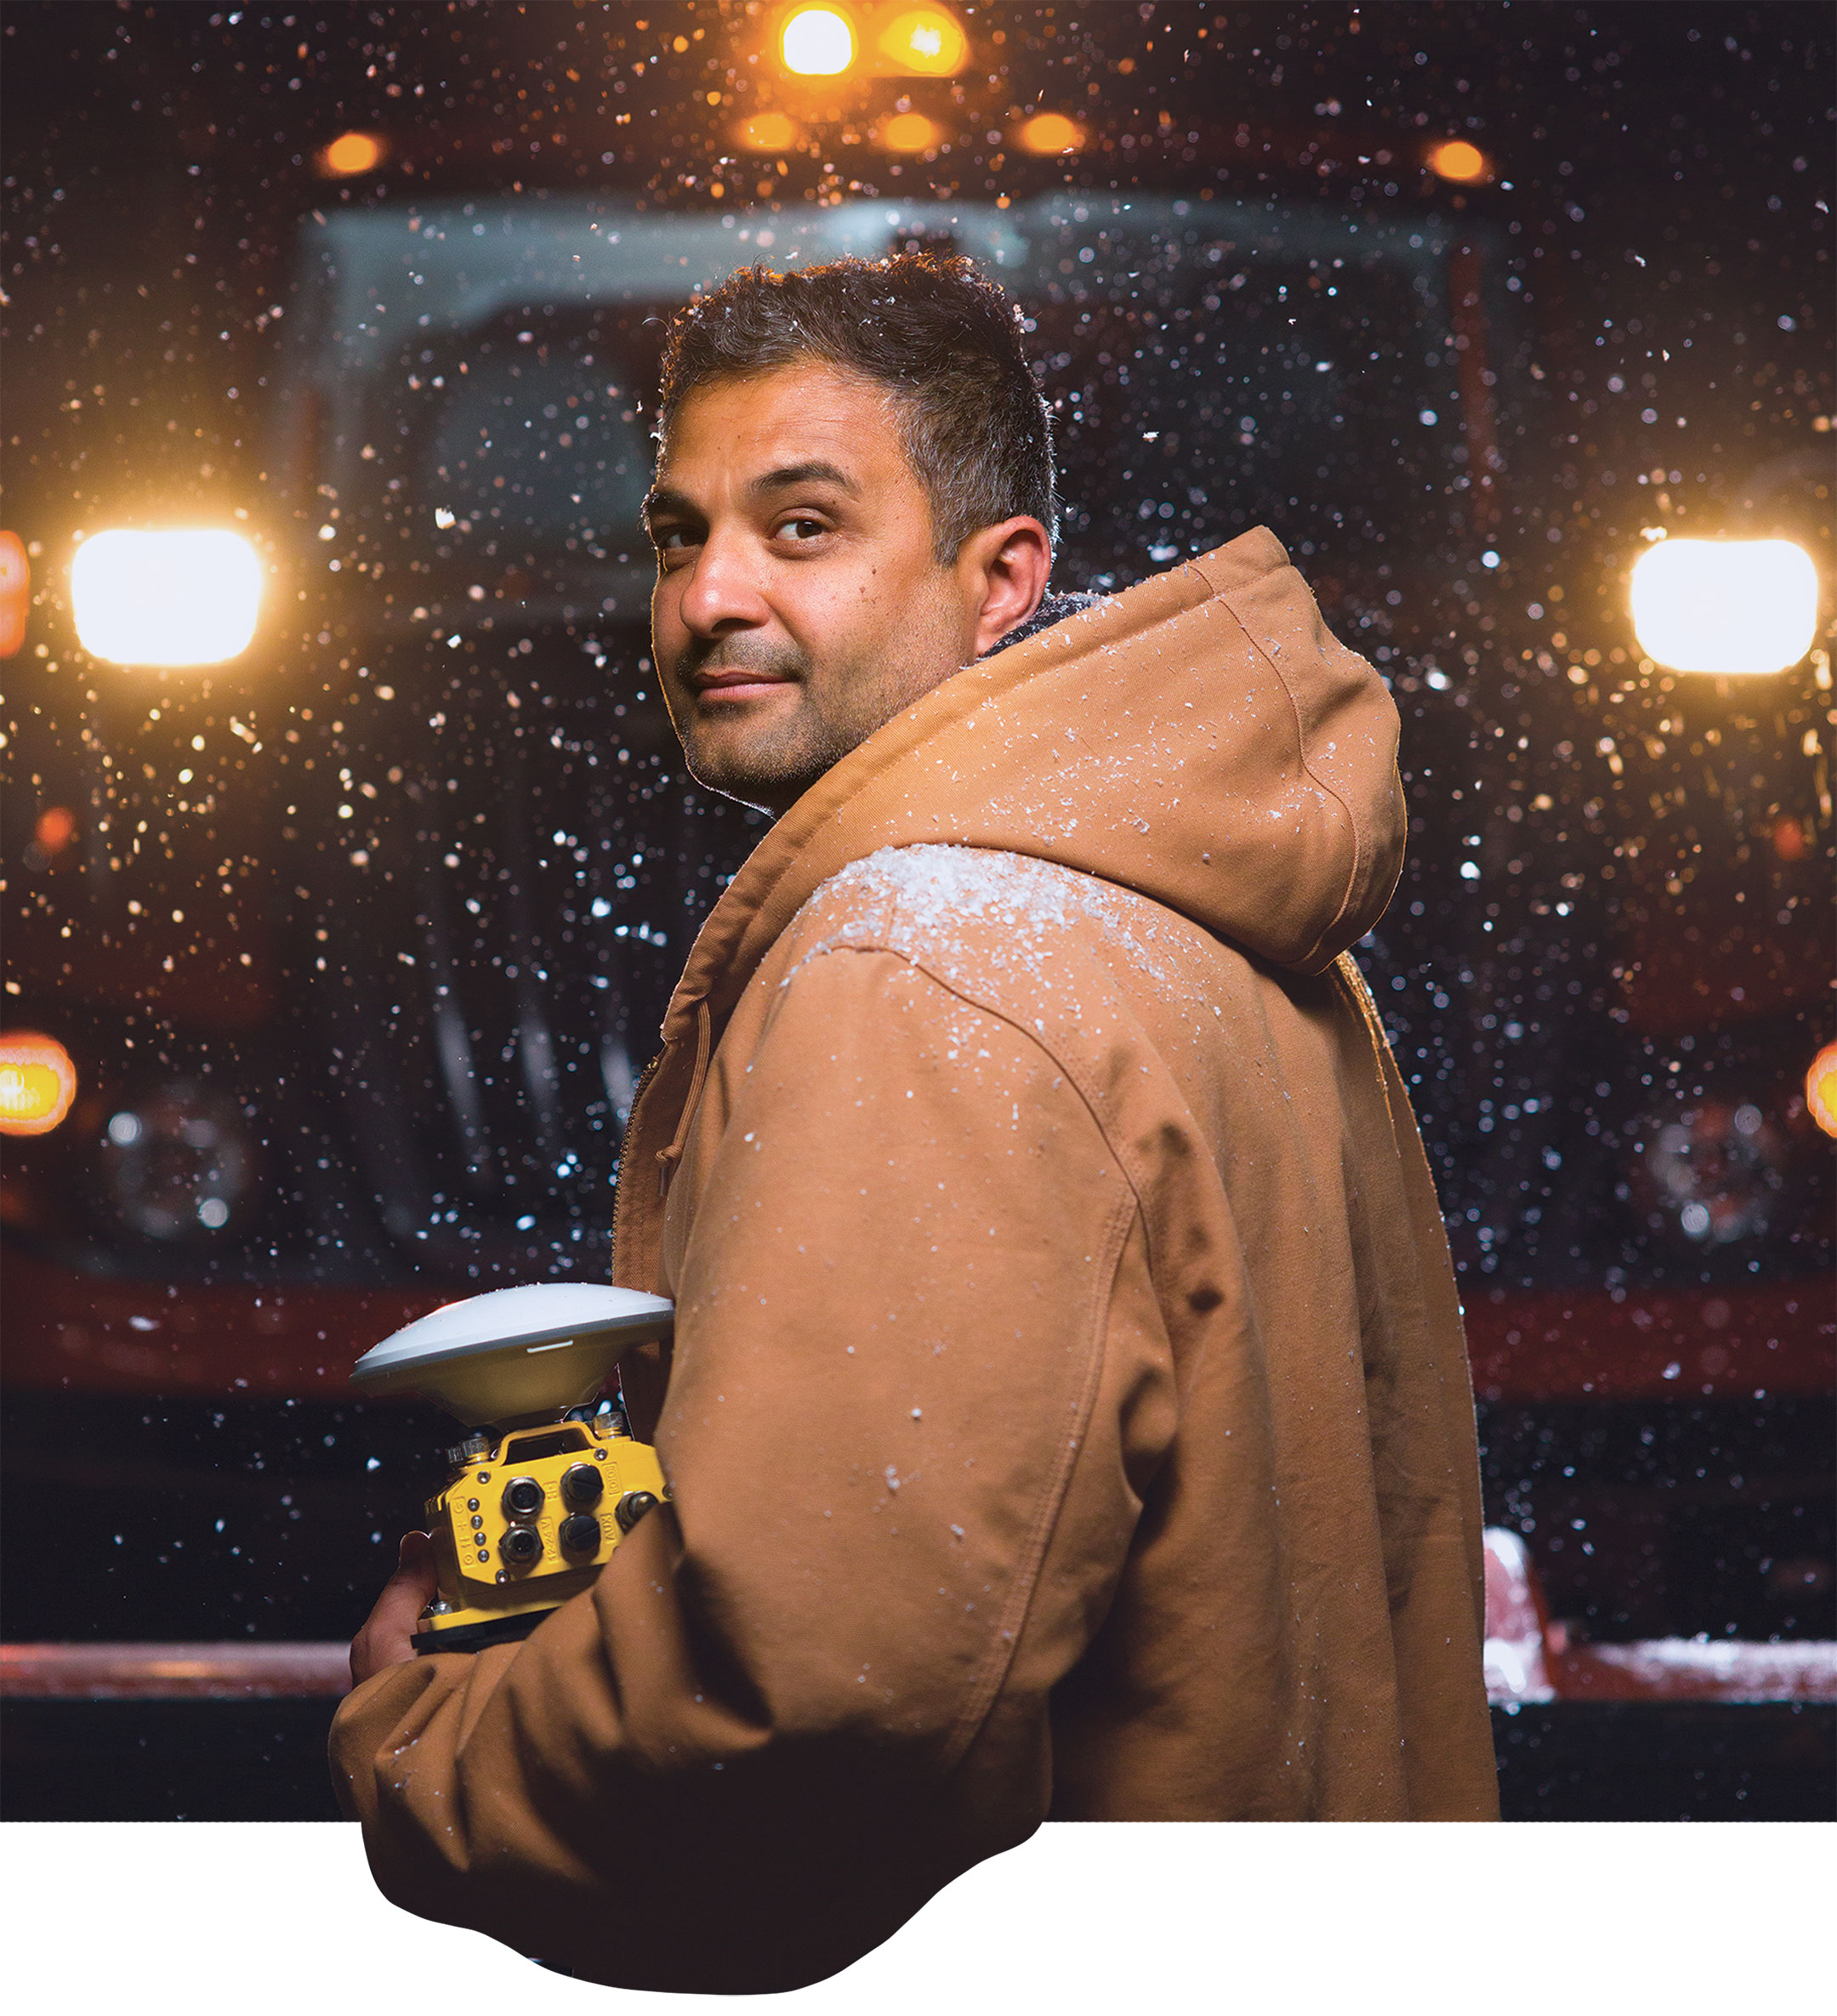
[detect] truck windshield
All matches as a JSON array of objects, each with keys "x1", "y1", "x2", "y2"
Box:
[
  {"x1": 247, "y1": 198, "x2": 1488, "y2": 1288},
  {"x1": 417, "y1": 338, "x2": 654, "y2": 562}
]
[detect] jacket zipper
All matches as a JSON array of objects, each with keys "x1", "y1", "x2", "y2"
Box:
[
  {"x1": 655, "y1": 997, "x2": 714, "y2": 1197},
  {"x1": 608, "y1": 1041, "x2": 668, "y2": 1281}
]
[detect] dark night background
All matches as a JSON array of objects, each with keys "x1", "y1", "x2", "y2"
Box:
[
  {"x1": 3, "y1": 2, "x2": 1828, "y2": 540},
  {"x1": 2, "y1": 3, "x2": 1832, "y2": 1825}
]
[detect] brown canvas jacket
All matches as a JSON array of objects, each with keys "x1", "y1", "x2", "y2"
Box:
[{"x1": 330, "y1": 528, "x2": 1499, "y2": 1993}]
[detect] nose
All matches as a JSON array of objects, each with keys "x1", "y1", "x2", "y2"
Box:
[{"x1": 674, "y1": 524, "x2": 772, "y2": 639}]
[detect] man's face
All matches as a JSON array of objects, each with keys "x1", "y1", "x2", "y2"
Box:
[{"x1": 645, "y1": 361, "x2": 988, "y2": 815}]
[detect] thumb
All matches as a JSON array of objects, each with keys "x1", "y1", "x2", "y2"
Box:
[
  {"x1": 393, "y1": 1528, "x2": 438, "y2": 1594},
  {"x1": 350, "y1": 1531, "x2": 442, "y2": 1689}
]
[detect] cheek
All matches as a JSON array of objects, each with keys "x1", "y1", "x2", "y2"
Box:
[
  {"x1": 770, "y1": 571, "x2": 869, "y2": 657},
  {"x1": 821, "y1": 552, "x2": 927, "y2": 629},
  {"x1": 651, "y1": 577, "x2": 682, "y2": 650}
]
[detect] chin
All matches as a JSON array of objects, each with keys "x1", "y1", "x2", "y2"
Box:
[{"x1": 683, "y1": 741, "x2": 816, "y2": 816}]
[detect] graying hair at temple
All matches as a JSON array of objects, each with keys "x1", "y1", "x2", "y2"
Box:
[{"x1": 656, "y1": 252, "x2": 1059, "y2": 562}]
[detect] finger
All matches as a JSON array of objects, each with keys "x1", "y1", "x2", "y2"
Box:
[
  {"x1": 350, "y1": 1532, "x2": 439, "y2": 1687},
  {"x1": 395, "y1": 1529, "x2": 439, "y2": 1597},
  {"x1": 373, "y1": 1531, "x2": 438, "y2": 1624}
]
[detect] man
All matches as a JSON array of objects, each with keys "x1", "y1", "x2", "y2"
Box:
[{"x1": 333, "y1": 255, "x2": 1499, "y2": 1991}]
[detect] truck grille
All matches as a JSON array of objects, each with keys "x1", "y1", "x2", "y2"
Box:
[{"x1": 282, "y1": 629, "x2": 760, "y2": 1283}]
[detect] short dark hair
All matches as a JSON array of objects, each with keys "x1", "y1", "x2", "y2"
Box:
[{"x1": 655, "y1": 253, "x2": 1057, "y2": 561}]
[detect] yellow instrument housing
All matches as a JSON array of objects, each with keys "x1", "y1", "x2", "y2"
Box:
[{"x1": 412, "y1": 1411, "x2": 668, "y2": 1653}]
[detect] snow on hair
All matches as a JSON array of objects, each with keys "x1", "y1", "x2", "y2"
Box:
[{"x1": 656, "y1": 253, "x2": 1058, "y2": 561}]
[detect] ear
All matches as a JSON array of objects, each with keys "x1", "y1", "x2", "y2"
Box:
[{"x1": 956, "y1": 516, "x2": 1053, "y2": 660}]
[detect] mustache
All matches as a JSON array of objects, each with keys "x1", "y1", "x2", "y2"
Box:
[{"x1": 672, "y1": 634, "x2": 811, "y2": 686}]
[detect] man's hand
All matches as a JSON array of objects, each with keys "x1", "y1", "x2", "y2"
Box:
[{"x1": 350, "y1": 1530, "x2": 439, "y2": 1689}]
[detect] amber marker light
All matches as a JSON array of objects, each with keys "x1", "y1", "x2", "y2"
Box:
[
  {"x1": 880, "y1": 111, "x2": 941, "y2": 153},
  {"x1": 316, "y1": 130, "x2": 387, "y2": 178},
  {"x1": 0, "y1": 530, "x2": 28, "y2": 658},
  {"x1": 1629, "y1": 537, "x2": 1819, "y2": 675},
  {"x1": 879, "y1": 6, "x2": 968, "y2": 76},
  {"x1": 0, "y1": 1032, "x2": 77, "y2": 1138},
  {"x1": 1015, "y1": 112, "x2": 1085, "y2": 156},
  {"x1": 1809, "y1": 1042, "x2": 1837, "y2": 1140},
  {"x1": 1427, "y1": 139, "x2": 1491, "y2": 184},
  {"x1": 781, "y1": 8, "x2": 855, "y2": 76},
  {"x1": 33, "y1": 806, "x2": 77, "y2": 858},
  {"x1": 737, "y1": 111, "x2": 802, "y2": 153},
  {"x1": 71, "y1": 529, "x2": 262, "y2": 667}
]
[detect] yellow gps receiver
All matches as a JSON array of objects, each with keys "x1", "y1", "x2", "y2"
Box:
[{"x1": 352, "y1": 1284, "x2": 674, "y2": 1655}]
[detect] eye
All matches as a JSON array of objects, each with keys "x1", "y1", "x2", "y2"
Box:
[
  {"x1": 653, "y1": 525, "x2": 696, "y2": 554},
  {"x1": 776, "y1": 515, "x2": 827, "y2": 543}
]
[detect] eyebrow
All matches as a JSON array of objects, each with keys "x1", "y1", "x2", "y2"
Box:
[
  {"x1": 640, "y1": 483, "x2": 695, "y2": 529},
  {"x1": 641, "y1": 458, "x2": 860, "y2": 531},
  {"x1": 750, "y1": 458, "x2": 859, "y2": 500}
]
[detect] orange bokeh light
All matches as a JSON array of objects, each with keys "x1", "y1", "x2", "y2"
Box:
[
  {"x1": 317, "y1": 131, "x2": 386, "y2": 179},
  {"x1": 880, "y1": 111, "x2": 940, "y2": 153},
  {"x1": 1015, "y1": 112, "x2": 1084, "y2": 156},
  {"x1": 33, "y1": 806, "x2": 76, "y2": 856},
  {"x1": 1808, "y1": 1042, "x2": 1837, "y2": 1140},
  {"x1": 0, "y1": 530, "x2": 29, "y2": 659},
  {"x1": 737, "y1": 112, "x2": 801, "y2": 154},
  {"x1": 0, "y1": 1031, "x2": 77, "y2": 1137},
  {"x1": 878, "y1": 7, "x2": 969, "y2": 77},
  {"x1": 1771, "y1": 815, "x2": 1809, "y2": 862},
  {"x1": 1427, "y1": 139, "x2": 1491, "y2": 183}
]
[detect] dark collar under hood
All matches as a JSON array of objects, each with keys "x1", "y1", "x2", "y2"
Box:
[{"x1": 657, "y1": 526, "x2": 1403, "y2": 1046}]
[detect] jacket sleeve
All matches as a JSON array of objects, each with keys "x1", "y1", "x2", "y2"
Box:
[{"x1": 328, "y1": 943, "x2": 1177, "y2": 1994}]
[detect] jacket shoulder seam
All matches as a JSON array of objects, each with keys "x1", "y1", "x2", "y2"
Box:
[
  {"x1": 776, "y1": 935, "x2": 1157, "y2": 1773},
  {"x1": 782, "y1": 933, "x2": 1163, "y2": 1249}
]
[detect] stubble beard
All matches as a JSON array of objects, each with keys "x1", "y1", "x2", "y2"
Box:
[{"x1": 665, "y1": 632, "x2": 934, "y2": 817}]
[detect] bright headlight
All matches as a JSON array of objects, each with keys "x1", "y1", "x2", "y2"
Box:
[
  {"x1": 1809, "y1": 1042, "x2": 1837, "y2": 1140},
  {"x1": 0, "y1": 1031, "x2": 77, "y2": 1137},
  {"x1": 71, "y1": 529, "x2": 262, "y2": 667},
  {"x1": 1629, "y1": 537, "x2": 1819, "y2": 676},
  {"x1": 781, "y1": 8, "x2": 854, "y2": 76}
]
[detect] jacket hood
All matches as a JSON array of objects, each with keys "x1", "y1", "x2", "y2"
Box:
[{"x1": 661, "y1": 526, "x2": 1402, "y2": 1039}]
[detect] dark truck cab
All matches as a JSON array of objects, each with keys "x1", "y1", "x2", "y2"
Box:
[{"x1": 3, "y1": 191, "x2": 1830, "y2": 1815}]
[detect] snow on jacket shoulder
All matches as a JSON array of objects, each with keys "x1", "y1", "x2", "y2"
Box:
[{"x1": 329, "y1": 528, "x2": 1499, "y2": 1995}]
